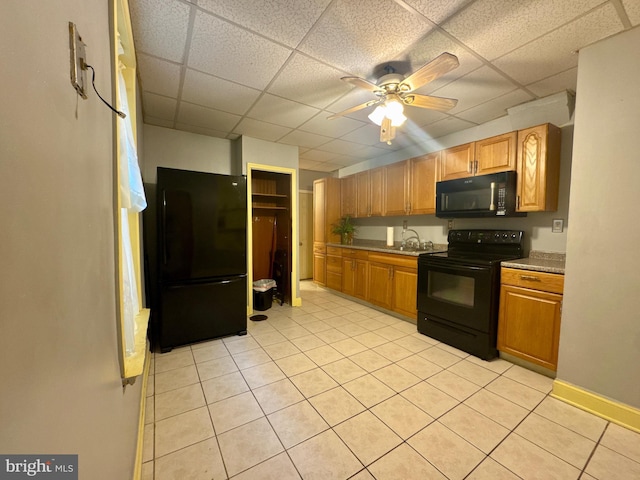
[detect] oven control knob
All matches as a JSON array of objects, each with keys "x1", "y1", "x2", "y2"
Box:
[
  {"x1": 502, "y1": 233, "x2": 508, "y2": 239},
  {"x1": 511, "y1": 233, "x2": 518, "y2": 239}
]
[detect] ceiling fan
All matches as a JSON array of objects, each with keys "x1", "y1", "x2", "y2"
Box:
[{"x1": 328, "y1": 53, "x2": 460, "y2": 144}]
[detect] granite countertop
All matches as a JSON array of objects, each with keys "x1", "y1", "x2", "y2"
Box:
[
  {"x1": 326, "y1": 239, "x2": 447, "y2": 257},
  {"x1": 501, "y1": 251, "x2": 566, "y2": 274}
]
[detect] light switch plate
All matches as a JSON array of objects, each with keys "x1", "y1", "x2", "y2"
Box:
[
  {"x1": 552, "y1": 218, "x2": 564, "y2": 233},
  {"x1": 69, "y1": 22, "x2": 88, "y2": 99}
]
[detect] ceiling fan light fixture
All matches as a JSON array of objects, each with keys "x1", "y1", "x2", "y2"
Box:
[
  {"x1": 390, "y1": 111, "x2": 406, "y2": 127},
  {"x1": 368, "y1": 105, "x2": 387, "y2": 126}
]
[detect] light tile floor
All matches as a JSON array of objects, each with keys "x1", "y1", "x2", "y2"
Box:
[{"x1": 142, "y1": 281, "x2": 640, "y2": 480}]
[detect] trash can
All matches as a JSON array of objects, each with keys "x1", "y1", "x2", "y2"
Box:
[{"x1": 253, "y1": 279, "x2": 276, "y2": 311}]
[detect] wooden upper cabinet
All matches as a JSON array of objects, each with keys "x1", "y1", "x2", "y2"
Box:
[
  {"x1": 313, "y1": 177, "x2": 341, "y2": 244},
  {"x1": 340, "y1": 174, "x2": 357, "y2": 218},
  {"x1": 369, "y1": 167, "x2": 384, "y2": 216},
  {"x1": 441, "y1": 133, "x2": 517, "y2": 181},
  {"x1": 409, "y1": 152, "x2": 439, "y2": 215},
  {"x1": 383, "y1": 160, "x2": 409, "y2": 216},
  {"x1": 476, "y1": 131, "x2": 517, "y2": 175},
  {"x1": 355, "y1": 170, "x2": 370, "y2": 217},
  {"x1": 516, "y1": 123, "x2": 561, "y2": 212},
  {"x1": 441, "y1": 142, "x2": 475, "y2": 181}
]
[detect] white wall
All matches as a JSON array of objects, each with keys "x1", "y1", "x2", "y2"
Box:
[
  {"x1": 142, "y1": 124, "x2": 236, "y2": 182},
  {"x1": 0, "y1": 2, "x2": 141, "y2": 478},
  {"x1": 557, "y1": 26, "x2": 640, "y2": 408}
]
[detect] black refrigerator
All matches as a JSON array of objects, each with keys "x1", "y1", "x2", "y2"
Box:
[{"x1": 156, "y1": 167, "x2": 247, "y2": 353}]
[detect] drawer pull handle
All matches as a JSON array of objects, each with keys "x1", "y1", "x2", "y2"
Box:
[{"x1": 520, "y1": 275, "x2": 540, "y2": 281}]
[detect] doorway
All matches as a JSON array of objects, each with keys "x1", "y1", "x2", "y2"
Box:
[{"x1": 247, "y1": 164, "x2": 299, "y2": 311}]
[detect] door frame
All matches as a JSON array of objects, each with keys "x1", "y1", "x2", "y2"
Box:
[{"x1": 247, "y1": 163, "x2": 301, "y2": 313}]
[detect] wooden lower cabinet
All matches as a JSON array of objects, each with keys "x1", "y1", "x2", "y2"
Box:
[
  {"x1": 367, "y1": 262, "x2": 393, "y2": 310},
  {"x1": 497, "y1": 267, "x2": 564, "y2": 371},
  {"x1": 367, "y1": 252, "x2": 418, "y2": 319},
  {"x1": 342, "y1": 255, "x2": 368, "y2": 300},
  {"x1": 313, "y1": 242, "x2": 326, "y2": 286},
  {"x1": 392, "y1": 266, "x2": 418, "y2": 318},
  {"x1": 326, "y1": 246, "x2": 342, "y2": 291}
]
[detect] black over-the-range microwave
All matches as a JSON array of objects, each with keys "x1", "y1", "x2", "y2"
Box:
[{"x1": 435, "y1": 171, "x2": 526, "y2": 218}]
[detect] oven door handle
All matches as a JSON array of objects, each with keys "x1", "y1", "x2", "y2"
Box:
[{"x1": 422, "y1": 263, "x2": 489, "y2": 273}]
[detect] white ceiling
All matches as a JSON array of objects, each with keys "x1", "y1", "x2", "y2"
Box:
[{"x1": 129, "y1": 0, "x2": 639, "y2": 173}]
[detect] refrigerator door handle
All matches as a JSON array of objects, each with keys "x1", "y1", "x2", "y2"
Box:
[{"x1": 162, "y1": 189, "x2": 167, "y2": 265}]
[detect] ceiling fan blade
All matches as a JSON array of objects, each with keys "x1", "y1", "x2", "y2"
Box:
[
  {"x1": 399, "y1": 52, "x2": 459, "y2": 92},
  {"x1": 402, "y1": 93, "x2": 458, "y2": 112},
  {"x1": 327, "y1": 99, "x2": 383, "y2": 120},
  {"x1": 341, "y1": 76, "x2": 381, "y2": 92}
]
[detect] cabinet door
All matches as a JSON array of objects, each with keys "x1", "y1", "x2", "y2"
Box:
[
  {"x1": 516, "y1": 124, "x2": 561, "y2": 212},
  {"x1": 341, "y1": 174, "x2": 357, "y2": 218},
  {"x1": 313, "y1": 252, "x2": 325, "y2": 285},
  {"x1": 342, "y1": 257, "x2": 355, "y2": 296},
  {"x1": 409, "y1": 152, "x2": 439, "y2": 215},
  {"x1": 368, "y1": 262, "x2": 393, "y2": 310},
  {"x1": 313, "y1": 179, "x2": 325, "y2": 244},
  {"x1": 497, "y1": 285, "x2": 562, "y2": 370},
  {"x1": 392, "y1": 266, "x2": 418, "y2": 319},
  {"x1": 383, "y1": 160, "x2": 409, "y2": 216},
  {"x1": 441, "y1": 142, "x2": 475, "y2": 181},
  {"x1": 370, "y1": 167, "x2": 384, "y2": 216},
  {"x1": 476, "y1": 132, "x2": 517, "y2": 175},
  {"x1": 353, "y1": 259, "x2": 368, "y2": 301},
  {"x1": 356, "y1": 171, "x2": 370, "y2": 217}
]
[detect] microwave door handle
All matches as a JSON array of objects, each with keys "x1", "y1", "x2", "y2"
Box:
[{"x1": 489, "y1": 182, "x2": 496, "y2": 211}]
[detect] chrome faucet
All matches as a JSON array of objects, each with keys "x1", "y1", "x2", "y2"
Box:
[{"x1": 401, "y1": 228, "x2": 421, "y2": 249}]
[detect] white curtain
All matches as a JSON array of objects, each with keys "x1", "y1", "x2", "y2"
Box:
[{"x1": 118, "y1": 38, "x2": 146, "y2": 356}]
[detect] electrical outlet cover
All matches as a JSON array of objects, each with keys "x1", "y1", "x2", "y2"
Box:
[
  {"x1": 69, "y1": 22, "x2": 87, "y2": 99},
  {"x1": 552, "y1": 219, "x2": 564, "y2": 233}
]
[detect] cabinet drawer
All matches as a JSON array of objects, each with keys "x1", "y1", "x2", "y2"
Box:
[
  {"x1": 326, "y1": 254, "x2": 342, "y2": 272},
  {"x1": 342, "y1": 248, "x2": 368, "y2": 260},
  {"x1": 501, "y1": 267, "x2": 564, "y2": 294},
  {"x1": 368, "y1": 252, "x2": 417, "y2": 270},
  {"x1": 326, "y1": 246, "x2": 343, "y2": 256}
]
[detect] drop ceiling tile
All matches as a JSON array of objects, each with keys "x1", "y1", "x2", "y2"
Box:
[
  {"x1": 145, "y1": 116, "x2": 174, "y2": 129},
  {"x1": 456, "y1": 89, "x2": 534, "y2": 125},
  {"x1": 128, "y1": 0, "x2": 191, "y2": 62},
  {"x1": 268, "y1": 53, "x2": 353, "y2": 109},
  {"x1": 421, "y1": 116, "x2": 477, "y2": 139},
  {"x1": 313, "y1": 162, "x2": 342, "y2": 173},
  {"x1": 326, "y1": 88, "x2": 380, "y2": 118},
  {"x1": 298, "y1": 159, "x2": 328, "y2": 171},
  {"x1": 137, "y1": 54, "x2": 182, "y2": 98},
  {"x1": 441, "y1": 0, "x2": 604, "y2": 60},
  {"x1": 318, "y1": 139, "x2": 369, "y2": 156},
  {"x1": 197, "y1": 0, "x2": 332, "y2": 48},
  {"x1": 233, "y1": 118, "x2": 293, "y2": 142},
  {"x1": 299, "y1": 149, "x2": 340, "y2": 162},
  {"x1": 177, "y1": 102, "x2": 241, "y2": 131},
  {"x1": 352, "y1": 145, "x2": 394, "y2": 159},
  {"x1": 494, "y1": 4, "x2": 623, "y2": 85},
  {"x1": 526, "y1": 68, "x2": 578, "y2": 98},
  {"x1": 188, "y1": 10, "x2": 292, "y2": 90},
  {"x1": 299, "y1": 114, "x2": 364, "y2": 138},
  {"x1": 433, "y1": 66, "x2": 518, "y2": 114},
  {"x1": 175, "y1": 123, "x2": 231, "y2": 139},
  {"x1": 181, "y1": 69, "x2": 261, "y2": 115},
  {"x1": 622, "y1": 0, "x2": 640, "y2": 25},
  {"x1": 339, "y1": 125, "x2": 385, "y2": 146},
  {"x1": 143, "y1": 92, "x2": 177, "y2": 121},
  {"x1": 404, "y1": 0, "x2": 474, "y2": 23},
  {"x1": 247, "y1": 94, "x2": 320, "y2": 129},
  {"x1": 279, "y1": 130, "x2": 333, "y2": 149},
  {"x1": 299, "y1": 0, "x2": 433, "y2": 75}
]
